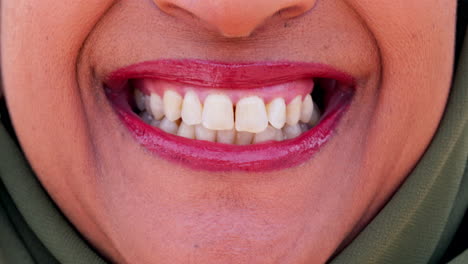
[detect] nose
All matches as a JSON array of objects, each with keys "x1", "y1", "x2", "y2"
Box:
[{"x1": 153, "y1": 0, "x2": 317, "y2": 37}]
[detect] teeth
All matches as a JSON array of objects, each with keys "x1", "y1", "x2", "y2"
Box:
[
  {"x1": 138, "y1": 88, "x2": 321, "y2": 145},
  {"x1": 286, "y1": 95, "x2": 302, "y2": 126},
  {"x1": 181, "y1": 91, "x2": 203, "y2": 125},
  {"x1": 177, "y1": 122, "x2": 195, "y2": 139},
  {"x1": 235, "y1": 132, "x2": 254, "y2": 145},
  {"x1": 150, "y1": 119, "x2": 161, "y2": 128},
  {"x1": 300, "y1": 123, "x2": 309, "y2": 133},
  {"x1": 139, "y1": 111, "x2": 154, "y2": 124},
  {"x1": 195, "y1": 124, "x2": 217, "y2": 142},
  {"x1": 235, "y1": 96, "x2": 268, "y2": 133},
  {"x1": 202, "y1": 94, "x2": 234, "y2": 130},
  {"x1": 300, "y1": 94, "x2": 314, "y2": 123},
  {"x1": 253, "y1": 125, "x2": 281, "y2": 144},
  {"x1": 147, "y1": 93, "x2": 165, "y2": 120},
  {"x1": 274, "y1": 129, "x2": 284, "y2": 141},
  {"x1": 134, "y1": 89, "x2": 147, "y2": 111},
  {"x1": 217, "y1": 129, "x2": 236, "y2": 144},
  {"x1": 283, "y1": 124, "x2": 302, "y2": 139},
  {"x1": 159, "y1": 117, "x2": 179, "y2": 135},
  {"x1": 309, "y1": 103, "x2": 321, "y2": 126},
  {"x1": 267, "y1": 98, "x2": 286, "y2": 129},
  {"x1": 163, "y1": 90, "x2": 183, "y2": 121}
]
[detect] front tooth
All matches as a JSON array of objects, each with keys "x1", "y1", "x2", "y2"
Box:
[
  {"x1": 181, "y1": 91, "x2": 202, "y2": 125},
  {"x1": 253, "y1": 126, "x2": 280, "y2": 144},
  {"x1": 147, "y1": 93, "x2": 165, "y2": 120},
  {"x1": 267, "y1": 98, "x2": 286, "y2": 129},
  {"x1": 235, "y1": 132, "x2": 254, "y2": 145},
  {"x1": 217, "y1": 129, "x2": 236, "y2": 144},
  {"x1": 235, "y1": 96, "x2": 268, "y2": 133},
  {"x1": 134, "y1": 89, "x2": 147, "y2": 111},
  {"x1": 163, "y1": 90, "x2": 183, "y2": 121},
  {"x1": 283, "y1": 124, "x2": 302, "y2": 139},
  {"x1": 177, "y1": 122, "x2": 195, "y2": 139},
  {"x1": 159, "y1": 117, "x2": 179, "y2": 135},
  {"x1": 300, "y1": 94, "x2": 314, "y2": 123},
  {"x1": 286, "y1": 95, "x2": 302, "y2": 125},
  {"x1": 195, "y1": 125, "x2": 216, "y2": 142},
  {"x1": 202, "y1": 94, "x2": 234, "y2": 130}
]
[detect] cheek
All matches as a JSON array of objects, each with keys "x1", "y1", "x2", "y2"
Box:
[
  {"x1": 2, "y1": 1, "x2": 115, "y2": 177},
  {"x1": 1, "y1": 0, "x2": 118, "y2": 250},
  {"x1": 349, "y1": 0, "x2": 455, "y2": 198}
]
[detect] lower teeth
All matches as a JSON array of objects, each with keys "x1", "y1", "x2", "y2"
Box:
[{"x1": 137, "y1": 110, "x2": 319, "y2": 146}]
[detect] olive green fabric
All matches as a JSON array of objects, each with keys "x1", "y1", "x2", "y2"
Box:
[
  {"x1": 0, "y1": 29, "x2": 467, "y2": 264},
  {"x1": 0, "y1": 124, "x2": 106, "y2": 263}
]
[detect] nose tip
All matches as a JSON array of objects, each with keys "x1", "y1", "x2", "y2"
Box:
[{"x1": 154, "y1": 0, "x2": 317, "y2": 37}]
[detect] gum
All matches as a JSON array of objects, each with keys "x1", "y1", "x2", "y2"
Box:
[{"x1": 133, "y1": 78, "x2": 314, "y2": 104}]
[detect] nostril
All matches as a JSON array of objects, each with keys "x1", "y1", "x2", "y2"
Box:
[
  {"x1": 273, "y1": 6, "x2": 302, "y2": 18},
  {"x1": 156, "y1": 2, "x2": 196, "y2": 19},
  {"x1": 275, "y1": 5, "x2": 308, "y2": 19}
]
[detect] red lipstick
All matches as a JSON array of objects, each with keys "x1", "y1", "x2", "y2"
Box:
[{"x1": 105, "y1": 59, "x2": 355, "y2": 172}]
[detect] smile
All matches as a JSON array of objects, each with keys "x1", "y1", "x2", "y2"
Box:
[{"x1": 105, "y1": 59, "x2": 355, "y2": 171}]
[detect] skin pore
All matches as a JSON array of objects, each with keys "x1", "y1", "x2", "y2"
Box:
[{"x1": 1, "y1": 0, "x2": 455, "y2": 263}]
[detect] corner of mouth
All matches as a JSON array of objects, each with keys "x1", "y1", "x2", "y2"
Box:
[{"x1": 103, "y1": 59, "x2": 356, "y2": 172}]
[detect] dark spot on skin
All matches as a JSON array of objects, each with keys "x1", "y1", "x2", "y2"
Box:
[
  {"x1": 194, "y1": 244, "x2": 199, "y2": 248},
  {"x1": 284, "y1": 22, "x2": 290, "y2": 28}
]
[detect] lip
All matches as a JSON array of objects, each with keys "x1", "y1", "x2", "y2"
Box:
[{"x1": 105, "y1": 59, "x2": 355, "y2": 172}]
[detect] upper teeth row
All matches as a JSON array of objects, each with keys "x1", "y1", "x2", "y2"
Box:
[{"x1": 135, "y1": 89, "x2": 320, "y2": 134}]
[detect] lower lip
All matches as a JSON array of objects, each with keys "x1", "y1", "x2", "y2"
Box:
[{"x1": 108, "y1": 88, "x2": 352, "y2": 172}]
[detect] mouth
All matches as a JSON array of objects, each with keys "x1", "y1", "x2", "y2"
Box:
[{"x1": 104, "y1": 59, "x2": 355, "y2": 172}]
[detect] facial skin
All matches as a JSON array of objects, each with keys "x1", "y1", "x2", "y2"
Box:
[{"x1": 1, "y1": 0, "x2": 455, "y2": 263}]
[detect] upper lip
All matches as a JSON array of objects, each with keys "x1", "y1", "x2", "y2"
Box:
[{"x1": 105, "y1": 59, "x2": 355, "y2": 90}]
